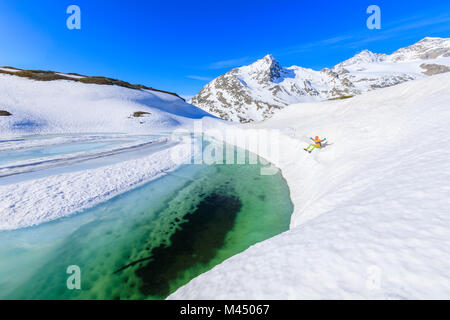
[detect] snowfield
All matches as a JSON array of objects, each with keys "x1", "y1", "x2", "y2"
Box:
[
  {"x1": 169, "y1": 72, "x2": 450, "y2": 299},
  {"x1": 0, "y1": 73, "x2": 212, "y2": 136}
]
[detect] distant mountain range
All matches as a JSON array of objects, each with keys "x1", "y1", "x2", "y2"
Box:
[{"x1": 190, "y1": 37, "x2": 450, "y2": 122}]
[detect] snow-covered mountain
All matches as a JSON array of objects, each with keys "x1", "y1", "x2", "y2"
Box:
[{"x1": 190, "y1": 37, "x2": 450, "y2": 122}]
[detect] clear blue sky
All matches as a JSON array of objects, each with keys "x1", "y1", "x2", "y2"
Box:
[{"x1": 0, "y1": 0, "x2": 449, "y2": 98}]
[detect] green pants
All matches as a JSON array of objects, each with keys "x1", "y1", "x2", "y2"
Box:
[{"x1": 306, "y1": 144, "x2": 321, "y2": 152}]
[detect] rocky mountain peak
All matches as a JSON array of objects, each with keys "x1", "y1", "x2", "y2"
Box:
[
  {"x1": 334, "y1": 49, "x2": 386, "y2": 70},
  {"x1": 245, "y1": 54, "x2": 284, "y2": 83},
  {"x1": 261, "y1": 54, "x2": 276, "y2": 63},
  {"x1": 418, "y1": 36, "x2": 446, "y2": 43},
  {"x1": 390, "y1": 37, "x2": 450, "y2": 61}
]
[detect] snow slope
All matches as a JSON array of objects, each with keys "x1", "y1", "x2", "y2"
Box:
[
  {"x1": 190, "y1": 37, "x2": 450, "y2": 122},
  {"x1": 0, "y1": 73, "x2": 213, "y2": 136},
  {"x1": 169, "y1": 72, "x2": 450, "y2": 299}
]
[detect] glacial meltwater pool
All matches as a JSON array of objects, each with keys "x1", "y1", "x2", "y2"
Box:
[{"x1": 0, "y1": 143, "x2": 293, "y2": 300}]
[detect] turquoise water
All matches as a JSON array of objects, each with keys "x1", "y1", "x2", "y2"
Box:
[{"x1": 0, "y1": 145, "x2": 293, "y2": 300}]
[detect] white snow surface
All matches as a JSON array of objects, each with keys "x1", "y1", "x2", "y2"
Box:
[
  {"x1": 0, "y1": 73, "x2": 213, "y2": 136},
  {"x1": 55, "y1": 72, "x2": 86, "y2": 79},
  {"x1": 169, "y1": 73, "x2": 450, "y2": 299},
  {"x1": 0, "y1": 138, "x2": 194, "y2": 230}
]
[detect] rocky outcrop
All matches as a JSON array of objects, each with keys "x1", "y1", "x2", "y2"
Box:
[{"x1": 420, "y1": 63, "x2": 450, "y2": 76}]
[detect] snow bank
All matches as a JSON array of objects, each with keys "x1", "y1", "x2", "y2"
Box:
[
  {"x1": 0, "y1": 139, "x2": 194, "y2": 230},
  {"x1": 0, "y1": 73, "x2": 213, "y2": 136},
  {"x1": 169, "y1": 73, "x2": 450, "y2": 299}
]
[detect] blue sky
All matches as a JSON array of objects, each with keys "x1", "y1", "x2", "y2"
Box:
[{"x1": 0, "y1": 0, "x2": 449, "y2": 98}]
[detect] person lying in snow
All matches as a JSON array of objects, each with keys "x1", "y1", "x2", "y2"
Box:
[{"x1": 304, "y1": 136, "x2": 326, "y2": 153}]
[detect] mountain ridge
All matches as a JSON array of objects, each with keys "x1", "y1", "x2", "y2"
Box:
[
  {"x1": 190, "y1": 37, "x2": 450, "y2": 122},
  {"x1": 0, "y1": 66, "x2": 185, "y2": 102}
]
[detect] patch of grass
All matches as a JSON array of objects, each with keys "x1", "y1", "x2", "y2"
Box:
[
  {"x1": 1, "y1": 66, "x2": 20, "y2": 70},
  {"x1": 328, "y1": 95, "x2": 354, "y2": 101},
  {"x1": 132, "y1": 111, "x2": 151, "y2": 118},
  {"x1": 66, "y1": 72, "x2": 84, "y2": 77},
  {"x1": 17, "y1": 70, "x2": 71, "y2": 81},
  {"x1": 0, "y1": 110, "x2": 12, "y2": 116}
]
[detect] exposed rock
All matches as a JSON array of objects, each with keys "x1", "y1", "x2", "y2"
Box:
[
  {"x1": 132, "y1": 111, "x2": 151, "y2": 118},
  {"x1": 420, "y1": 63, "x2": 450, "y2": 76}
]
